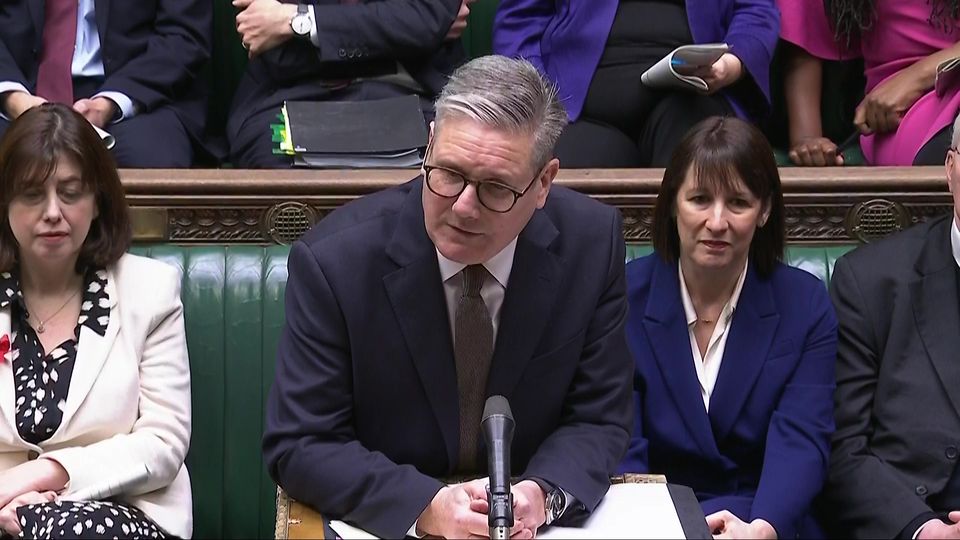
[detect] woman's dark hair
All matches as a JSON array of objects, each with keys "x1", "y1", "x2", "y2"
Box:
[
  {"x1": 0, "y1": 103, "x2": 131, "y2": 272},
  {"x1": 652, "y1": 116, "x2": 785, "y2": 277},
  {"x1": 825, "y1": 0, "x2": 960, "y2": 42}
]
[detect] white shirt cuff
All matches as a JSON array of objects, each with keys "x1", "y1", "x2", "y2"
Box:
[
  {"x1": 914, "y1": 518, "x2": 941, "y2": 539},
  {"x1": 92, "y1": 91, "x2": 136, "y2": 122},
  {"x1": 0, "y1": 81, "x2": 30, "y2": 120},
  {"x1": 406, "y1": 518, "x2": 424, "y2": 538},
  {"x1": 308, "y1": 5, "x2": 321, "y2": 48}
]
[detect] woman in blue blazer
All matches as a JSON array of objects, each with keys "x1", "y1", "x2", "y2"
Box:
[
  {"x1": 493, "y1": 0, "x2": 779, "y2": 167},
  {"x1": 620, "y1": 117, "x2": 837, "y2": 539}
]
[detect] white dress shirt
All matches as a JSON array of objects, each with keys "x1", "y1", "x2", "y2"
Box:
[
  {"x1": 0, "y1": 0, "x2": 135, "y2": 120},
  {"x1": 437, "y1": 239, "x2": 517, "y2": 344},
  {"x1": 679, "y1": 260, "x2": 748, "y2": 413}
]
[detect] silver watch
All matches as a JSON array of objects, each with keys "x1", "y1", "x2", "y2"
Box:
[
  {"x1": 290, "y1": 4, "x2": 312, "y2": 38},
  {"x1": 544, "y1": 487, "x2": 565, "y2": 526}
]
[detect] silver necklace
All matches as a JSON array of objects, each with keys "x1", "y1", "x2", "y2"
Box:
[{"x1": 28, "y1": 289, "x2": 81, "y2": 334}]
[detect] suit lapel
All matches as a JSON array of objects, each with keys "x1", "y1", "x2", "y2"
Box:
[
  {"x1": 94, "y1": 0, "x2": 110, "y2": 44},
  {"x1": 912, "y1": 218, "x2": 960, "y2": 416},
  {"x1": 643, "y1": 258, "x2": 721, "y2": 458},
  {"x1": 486, "y1": 211, "x2": 561, "y2": 398},
  {"x1": 59, "y1": 269, "x2": 120, "y2": 430},
  {"x1": 383, "y1": 181, "x2": 459, "y2": 467},
  {"x1": 28, "y1": 1, "x2": 44, "y2": 50},
  {"x1": 709, "y1": 265, "x2": 780, "y2": 441},
  {"x1": 0, "y1": 307, "x2": 15, "y2": 436}
]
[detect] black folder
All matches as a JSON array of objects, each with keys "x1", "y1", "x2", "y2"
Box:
[{"x1": 284, "y1": 95, "x2": 428, "y2": 168}]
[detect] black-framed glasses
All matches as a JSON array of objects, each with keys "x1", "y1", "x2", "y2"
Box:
[{"x1": 422, "y1": 146, "x2": 542, "y2": 213}]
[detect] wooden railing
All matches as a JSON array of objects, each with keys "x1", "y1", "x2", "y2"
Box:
[{"x1": 121, "y1": 167, "x2": 951, "y2": 245}]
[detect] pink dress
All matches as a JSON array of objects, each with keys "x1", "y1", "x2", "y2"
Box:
[{"x1": 777, "y1": 0, "x2": 960, "y2": 165}]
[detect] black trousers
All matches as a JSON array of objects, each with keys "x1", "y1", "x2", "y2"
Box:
[
  {"x1": 0, "y1": 77, "x2": 193, "y2": 168},
  {"x1": 555, "y1": 91, "x2": 734, "y2": 168},
  {"x1": 228, "y1": 80, "x2": 434, "y2": 169}
]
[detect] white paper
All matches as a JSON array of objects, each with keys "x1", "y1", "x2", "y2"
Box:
[
  {"x1": 641, "y1": 43, "x2": 730, "y2": 92},
  {"x1": 538, "y1": 483, "x2": 685, "y2": 539},
  {"x1": 93, "y1": 124, "x2": 116, "y2": 150},
  {"x1": 329, "y1": 520, "x2": 379, "y2": 539},
  {"x1": 329, "y1": 483, "x2": 685, "y2": 539}
]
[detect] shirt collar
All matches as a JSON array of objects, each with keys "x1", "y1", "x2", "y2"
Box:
[
  {"x1": 679, "y1": 258, "x2": 749, "y2": 327},
  {"x1": 437, "y1": 238, "x2": 518, "y2": 289},
  {"x1": 952, "y1": 217, "x2": 960, "y2": 269}
]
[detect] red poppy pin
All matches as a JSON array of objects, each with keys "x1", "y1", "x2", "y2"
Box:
[{"x1": 0, "y1": 334, "x2": 8, "y2": 362}]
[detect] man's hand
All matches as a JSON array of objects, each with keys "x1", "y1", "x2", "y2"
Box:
[
  {"x1": 416, "y1": 478, "x2": 490, "y2": 538},
  {"x1": 233, "y1": 0, "x2": 298, "y2": 57},
  {"x1": 696, "y1": 53, "x2": 743, "y2": 94},
  {"x1": 510, "y1": 480, "x2": 546, "y2": 537},
  {"x1": 2, "y1": 91, "x2": 46, "y2": 119},
  {"x1": 706, "y1": 510, "x2": 777, "y2": 539},
  {"x1": 854, "y1": 65, "x2": 927, "y2": 135},
  {"x1": 917, "y1": 512, "x2": 960, "y2": 539},
  {"x1": 788, "y1": 136, "x2": 844, "y2": 166},
  {"x1": 445, "y1": 0, "x2": 477, "y2": 41},
  {"x1": 73, "y1": 97, "x2": 118, "y2": 128},
  {"x1": 0, "y1": 491, "x2": 57, "y2": 536}
]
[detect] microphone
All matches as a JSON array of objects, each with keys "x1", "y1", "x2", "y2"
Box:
[{"x1": 481, "y1": 395, "x2": 515, "y2": 540}]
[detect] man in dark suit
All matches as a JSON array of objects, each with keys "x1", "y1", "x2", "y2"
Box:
[
  {"x1": 228, "y1": 0, "x2": 470, "y2": 168},
  {"x1": 822, "y1": 114, "x2": 960, "y2": 539},
  {"x1": 263, "y1": 56, "x2": 633, "y2": 538},
  {"x1": 0, "y1": 0, "x2": 211, "y2": 167}
]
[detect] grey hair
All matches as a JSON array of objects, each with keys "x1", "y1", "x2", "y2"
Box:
[
  {"x1": 434, "y1": 55, "x2": 568, "y2": 170},
  {"x1": 952, "y1": 111, "x2": 960, "y2": 149}
]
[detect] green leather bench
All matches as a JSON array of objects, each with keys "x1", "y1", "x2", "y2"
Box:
[{"x1": 127, "y1": 242, "x2": 855, "y2": 538}]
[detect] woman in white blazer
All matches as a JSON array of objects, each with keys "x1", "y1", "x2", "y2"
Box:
[{"x1": 0, "y1": 104, "x2": 191, "y2": 539}]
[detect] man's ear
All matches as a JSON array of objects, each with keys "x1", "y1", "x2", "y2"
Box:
[{"x1": 535, "y1": 158, "x2": 560, "y2": 209}]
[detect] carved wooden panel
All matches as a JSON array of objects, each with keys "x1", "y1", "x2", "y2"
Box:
[{"x1": 119, "y1": 167, "x2": 953, "y2": 245}]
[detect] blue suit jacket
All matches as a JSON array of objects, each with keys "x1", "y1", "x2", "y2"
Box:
[
  {"x1": 0, "y1": 0, "x2": 211, "y2": 141},
  {"x1": 492, "y1": 0, "x2": 780, "y2": 121},
  {"x1": 619, "y1": 254, "x2": 837, "y2": 538},
  {"x1": 264, "y1": 178, "x2": 634, "y2": 538}
]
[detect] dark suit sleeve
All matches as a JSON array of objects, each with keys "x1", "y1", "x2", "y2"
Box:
[
  {"x1": 100, "y1": 0, "x2": 211, "y2": 112},
  {"x1": 520, "y1": 209, "x2": 634, "y2": 513},
  {"x1": 618, "y1": 382, "x2": 651, "y2": 474},
  {"x1": 491, "y1": 0, "x2": 553, "y2": 74},
  {"x1": 263, "y1": 241, "x2": 443, "y2": 539},
  {"x1": 749, "y1": 279, "x2": 837, "y2": 538},
  {"x1": 254, "y1": 0, "x2": 459, "y2": 88},
  {"x1": 824, "y1": 256, "x2": 934, "y2": 537}
]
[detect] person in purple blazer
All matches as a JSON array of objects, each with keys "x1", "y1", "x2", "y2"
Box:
[
  {"x1": 493, "y1": 0, "x2": 780, "y2": 168},
  {"x1": 620, "y1": 117, "x2": 837, "y2": 539}
]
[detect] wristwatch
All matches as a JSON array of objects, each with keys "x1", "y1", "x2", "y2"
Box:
[
  {"x1": 290, "y1": 4, "x2": 312, "y2": 39},
  {"x1": 544, "y1": 485, "x2": 566, "y2": 526}
]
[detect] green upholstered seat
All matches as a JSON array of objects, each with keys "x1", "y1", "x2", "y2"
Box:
[{"x1": 122, "y1": 243, "x2": 856, "y2": 538}]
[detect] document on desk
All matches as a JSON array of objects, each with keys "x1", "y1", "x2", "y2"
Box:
[
  {"x1": 329, "y1": 483, "x2": 685, "y2": 539},
  {"x1": 539, "y1": 483, "x2": 685, "y2": 539}
]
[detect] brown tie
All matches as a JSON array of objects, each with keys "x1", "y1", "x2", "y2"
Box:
[
  {"x1": 35, "y1": 0, "x2": 78, "y2": 104},
  {"x1": 454, "y1": 265, "x2": 494, "y2": 472}
]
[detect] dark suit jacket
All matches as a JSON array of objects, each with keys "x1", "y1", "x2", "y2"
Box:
[
  {"x1": 492, "y1": 0, "x2": 779, "y2": 121},
  {"x1": 263, "y1": 178, "x2": 634, "y2": 538},
  {"x1": 619, "y1": 254, "x2": 837, "y2": 539},
  {"x1": 226, "y1": 0, "x2": 464, "y2": 143},
  {"x1": 0, "y1": 0, "x2": 211, "y2": 141},
  {"x1": 821, "y1": 215, "x2": 960, "y2": 538}
]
